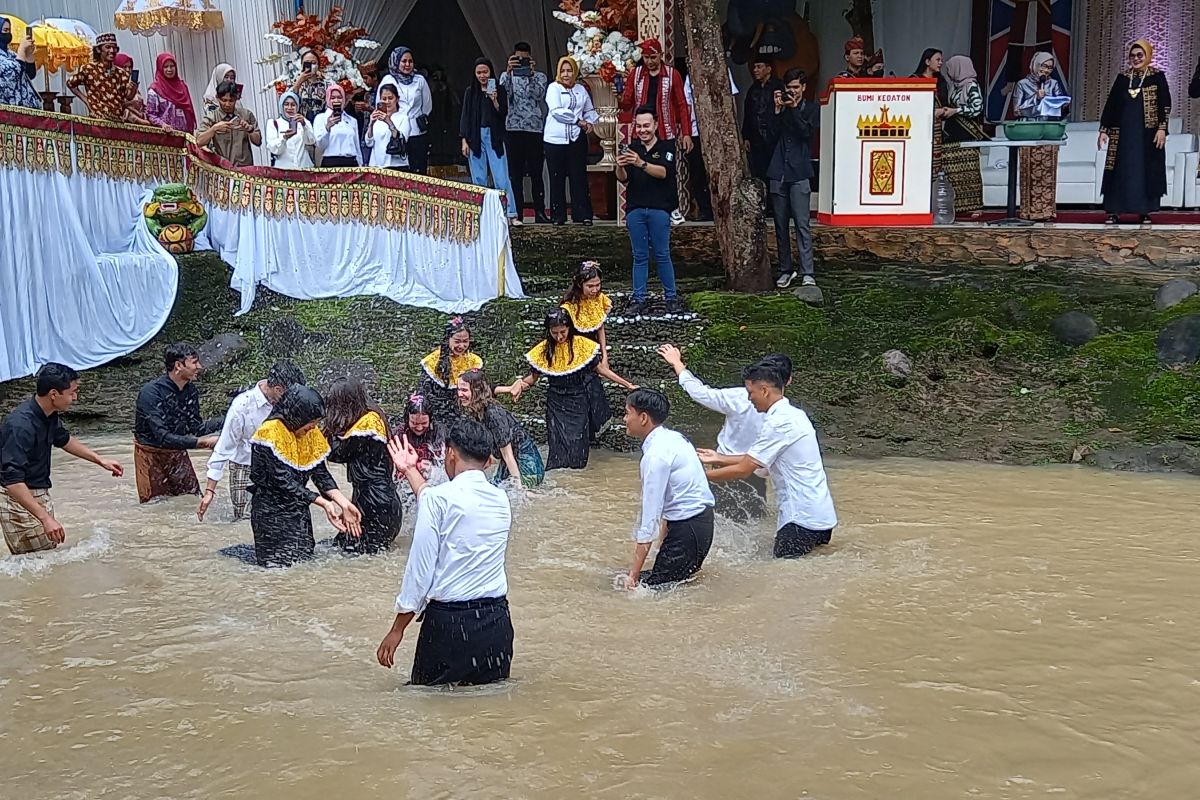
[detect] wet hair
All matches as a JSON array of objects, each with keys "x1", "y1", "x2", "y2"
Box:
[
  {"x1": 435, "y1": 317, "x2": 471, "y2": 385},
  {"x1": 164, "y1": 342, "x2": 198, "y2": 372},
  {"x1": 216, "y1": 80, "x2": 239, "y2": 99},
  {"x1": 447, "y1": 417, "x2": 494, "y2": 464},
  {"x1": 270, "y1": 385, "x2": 325, "y2": 432},
  {"x1": 322, "y1": 376, "x2": 390, "y2": 440},
  {"x1": 742, "y1": 360, "x2": 785, "y2": 390},
  {"x1": 402, "y1": 392, "x2": 441, "y2": 443},
  {"x1": 750, "y1": 54, "x2": 774, "y2": 69},
  {"x1": 626, "y1": 388, "x2": 670, "y2": 424},
  {"x1": 562, "y1": 261, "x2": 603, "y2": 308},
  {"x1": 914, "y1": 48, "x2": 943, "y2": 75},
  {"x1": 783, "y1": 67, "x2": 807, "y2": 85},
  {"x1": 634, "y1": 104, "x2": 657, "y2": 120},
  {"x1": 458, "y1": 368, "x2": 495, "y2": 421},
  {"x1": 760, "y1": 353, "x2": 793, "y2": 384},
  {"x1": 513, "y1": 41, "x2": 532, "y2": 54},
  {"x1": 36, "y1": 363, "x2": 79, "y2": 396},
  {"x1": 543, "y1": 308, "x2": 577, "y2": 367},
  {"x1": 266, "y1": 360, "x2": 306, "y2": 391}
]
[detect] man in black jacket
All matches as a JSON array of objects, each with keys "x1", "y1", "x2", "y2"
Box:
[
  {"x1": 741, "y1": 56, "x2": 785, "y2": 181},
  {"x1": 1190, "y1": 54, "x2": 1200, "y2": 98},
  {"x1": 766, "y1": 68, "x2": 820, "y2": 289}
]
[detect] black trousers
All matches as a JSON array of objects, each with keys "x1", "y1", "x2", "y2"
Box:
[
  {"x1": 545, "y1": 136, "x2": 593, "y2": 223},
  {"x1": 320, "y1": 155, "x2": 359, "y2": 168},
  {"x1": 687, "y1": 138, "x2": 713, "y2": 218},
  {"x1": 642, "y1": 506, "x2": 715, "y2": 587},
  {"x1": 507, "y1": 130, "x2": 546, "y2": 218},
  {"x1": 406, "y1": 133, "x2": 429, "y2": 175},
  {"x1": 411, "y1": 596, "x2": 513, "y2": 686},
  {"x1": 774, "y1": 522, "x2": 832, "y2": 559}
]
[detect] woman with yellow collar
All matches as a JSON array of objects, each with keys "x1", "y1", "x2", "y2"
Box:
[
  {"x1": 323, "y1": 377, "x2": 402, "y2": 555},
  {"x1": 418, "y1": 317, "x2": 484, "y2": 423},
  {"x1": 561, "y1": 261, "x2": 612, "y2": 359},
  {"x1": 506, "y1": 308, "x2": 636, "y2": 470},
  {"x1": 248, "y1": 386, "x2": 361, "y2": 567}
]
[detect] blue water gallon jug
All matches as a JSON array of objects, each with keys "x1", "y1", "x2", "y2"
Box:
[{"x1": 933, "y1": 170, "x2": 956, "y2": 225}]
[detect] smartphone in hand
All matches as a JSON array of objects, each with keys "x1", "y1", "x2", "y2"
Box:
[
  {"x1": 486, "y1": 77, "x2": 497, "y2": 94},
  {"x1": 130, "y1": 69, "x2": 140, "y2": 85}
]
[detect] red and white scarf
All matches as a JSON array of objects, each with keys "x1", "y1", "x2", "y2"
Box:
[{"x1": 633, "y1": 65, "x2": 677, "y2": 139}]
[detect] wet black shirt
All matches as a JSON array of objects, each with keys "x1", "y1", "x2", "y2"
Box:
[
  {"x1": 0, "y1": 397, "x2": 71, "y2": 489},
  {"x1": 134, "y1": 374, "x2": 221, "y2": 450},
  {"x1": 481, "y1": 403, "x2": 528, "y2": 459},
  {"x1": 626, "y1": 138, "x2": 678, "y2": 212}
]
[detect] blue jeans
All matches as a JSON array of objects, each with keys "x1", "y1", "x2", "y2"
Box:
[
  {"x1": 626, "y1": 207, "x2": 677, "y2": 301},
  {"x1": 469, "y1": 128, "x2": 518, "y2": 218}
]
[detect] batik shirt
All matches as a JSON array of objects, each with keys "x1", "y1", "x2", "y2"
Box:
[
  {"x1": 0, "y1": 50, "x2": 40, "y2": 110},
  {"x1": 67, "y1": 61, "x2": 132, "y2": 121},
  {"x1": 500, "y1": 71, "x2": 548, "y2": 133}
]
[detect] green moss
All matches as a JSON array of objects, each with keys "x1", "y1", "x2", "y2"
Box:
[
  {"x1": 1156, "y1": 295, "x2": 1200, "y2": 323},
  {"x1": 1073, "y1": 331, "x2": 1159, "y2": 373}
]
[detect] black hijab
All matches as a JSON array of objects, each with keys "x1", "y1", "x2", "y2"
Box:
[
  {"x1": 269, "y1": 385, "x2": 325, "y2": 432},
  {"x1": 460, "y1": 57, "x2": 507, "y2": 157}
]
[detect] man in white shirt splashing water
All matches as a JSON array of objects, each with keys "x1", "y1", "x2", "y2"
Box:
[{"x1": 377, "y1": 418, "x2": 513, "y2": 686}]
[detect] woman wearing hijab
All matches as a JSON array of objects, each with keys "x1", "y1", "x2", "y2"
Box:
[
  {"x1": 378, "y1": 46, "x2": 433, "y2": 174},
  {"x1": 543, "y1": 56, "x2": 598, "y2": 225},
  {"x1": 1014, "y1": 52, "x2": 1070, "y2": 221},
  {"x1": 1099, "y1": 39, "x2": 1171, "y2": 225},
  {"x1": 940, "y1": 55, "x2": 987, "y2": 215},
  {"x1": 314, "y1": 84, "x2": 362, "y2": 167},
  {"x1": 266, "y1": 91, "x2": 315, "y2": 169},
  {"x1": 461, "y1": 58, "x2": 519, "y2": 222},
  {"x1": 203, "y1": 63, "x2": 238, "y2": 113},
  {"x1": 145, "y1": 52, "x2": 197, "y2": 132},
  {"x1": 113, "y1": 53, "x2": 154, "y2": 127},
  {"x1": 0, "y1": 18, "x2": 41, "y2": 110},
  {"x1": 912, "y1": 48, "x2": 952, "y2": 177},
  {"x1": 246, "y1": 386, "x2": 361, "y2": 568}
]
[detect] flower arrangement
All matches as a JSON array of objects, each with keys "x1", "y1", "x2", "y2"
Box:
[
  {"x1": 256, "y1": 6, "x2": 380, "y2": 96},
  {"x1": 553, "y1": 0, "x2": 640, "y2": 83}
]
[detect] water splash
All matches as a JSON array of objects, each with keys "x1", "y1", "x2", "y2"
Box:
[{"x1": 0, "y1": 528, "x2": 112, "y2": 578}]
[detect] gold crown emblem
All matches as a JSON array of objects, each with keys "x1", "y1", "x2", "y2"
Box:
[{"x1": 857, "y1": 106, "x2": 912, "y2": 139}]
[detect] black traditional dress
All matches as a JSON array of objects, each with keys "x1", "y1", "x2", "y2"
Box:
[
  {"x1": 248, "y1": 418, "x2": 338, "y2": 568},
  {"x1": 525, "y1": 335, "x2": 609, "y2": 470},
  {"x1": 562, "y1": 293, "x2": 613, "y2": 445},
  {"x1": 328, "y1": 411, "x2": 402, "y2": 555},
  {"x1": 418, "y1": 349, "x2": 483, "y2": 424},
  {"x1": 1100, "y1": 68, "x2": 1171, "y2": 216}
]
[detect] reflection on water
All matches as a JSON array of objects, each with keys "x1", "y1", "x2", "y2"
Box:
[{"x1": 2, "y1": 438, "x2": 1198, "y2": 799}]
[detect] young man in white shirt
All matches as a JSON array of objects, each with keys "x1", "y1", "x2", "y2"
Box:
[
  {"x1": 196, "y1": 361, "x2": 305, "y2": 522},
  {"x1": 377, "y1": 418, "x2": 513, "y2": 686},
  {"x1": 698, "y1": 360, "x2": 836, "y2": 558},
  {"x1": 623, "y1": 388, "x2": 715, "y2": 588}
]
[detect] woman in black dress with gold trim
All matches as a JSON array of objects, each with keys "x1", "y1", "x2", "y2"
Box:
[{"x1": 418, "y1": 317, "x2": 483, "y2": 423}]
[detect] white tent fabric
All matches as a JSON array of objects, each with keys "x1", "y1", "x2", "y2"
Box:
[
  {"x1": 206, "y1": 190, "x2": 522, "y2": 315},
  {"x1": 0, "y1": 167, "x2": 178, "y2": 382}
]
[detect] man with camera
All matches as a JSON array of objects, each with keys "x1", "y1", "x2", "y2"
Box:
[
  {"x1": 616, "y1": 105, "x2": 682, "y2": 315},
  {"x1": 196, "y1": 80, "x2": 262, "y2": 167},
  {"x1": 766, "y1": 68, "x2": 819, "y2": 289},
  {"x1": 501, "y1": 42, "x2": 550, "y2": 224}
]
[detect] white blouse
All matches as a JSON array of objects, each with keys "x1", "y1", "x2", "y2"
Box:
[
  {"x1": 313, "y1": 109, "x2": 362, "y2": 164},
  {"x1": 365, "y1": 111, "x2": 413, "y2": 168},
  {"x1": 543, "y1": 82, "x2": 598, "y2": 145},
  {"x1": 265, "y1": 116, "x2": 315, "y2": 169},
  {"x1": 377, "y1": 74, "x2": 433, "y2": 127}
]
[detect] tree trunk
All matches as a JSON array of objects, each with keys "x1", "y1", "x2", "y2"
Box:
[
  {"x1": 679, "y1": 0, "x2": 771, "y2": 293},
  {"x1": 844, "y1": 0, "x2": 876, "y2": 55}
]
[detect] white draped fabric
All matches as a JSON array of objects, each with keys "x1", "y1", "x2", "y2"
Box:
[
  {"x1": 0, "y1": 167, "x2": 177, "y2": 382},
  {"x1": 206, "y1": 191, "x2": 522, "y2": 315},
  {"x1": 458, "y1": 0, "x2": 550, "y2": 73}
]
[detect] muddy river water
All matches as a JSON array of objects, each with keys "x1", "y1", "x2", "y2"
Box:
[{"x1": 2, "y1": 437, "x2": 1197, "y2": 799}]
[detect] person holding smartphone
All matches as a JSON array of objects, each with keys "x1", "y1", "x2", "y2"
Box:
[
  {"x1": 0, "y1": 18, "x2": 41, "y2": 110},
  {"x1": 315, "y1": 84, "x2": 362, "y2": 167},
  {"x1": 766, "y1": 68, "x2": 819, "y2": 289},
  {"x1": 291, "y1": 47, "x2": 329, "y2": 121},
  {"x1": 501, "y1": 42, "x2": 549, "y2": 224},
  {"x1": 460, "y1": 57, "x2": 519, "y2": 222},
  {"x1": 195, "y1": 80, "x2": 261, "y2": 167},
  {"x1": 266, "y1": 91, "x2": 315, "y2": 169}
]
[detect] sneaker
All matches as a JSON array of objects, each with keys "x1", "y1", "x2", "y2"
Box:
[
  {"x1": 801, "y1": 275, "x2": 816, "y2": 287},
  {"x1": 510, "y1": 218, "x2": 523, "y2": 226},
  {"x1": 625, "y1": 299, "x2": 648, "y2": 316},
  {"x1": 775, "y1": 272, "x2": 796, "y2": 289},
  {"x1": 664, "y1": 297, "x2": 685, "y2": 314},
  {"x1": 670, "y1": 209, "x2": 685, "y2": 226}
]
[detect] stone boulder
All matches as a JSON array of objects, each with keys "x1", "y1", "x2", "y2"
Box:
[
  {"x1": 262, "y1": 317, "x2": 306, "y2": 357},
  {"x1": 1154, "y1": 279, "x2": 1198, "y2": 311},
  {"x1": 793, "y1": 284, "x2": 824, "y2": 306},
  {"x1": 1050, "y1": 311, "x2": 1098, "y2": 347},
  {"x1": 196, "y1": 332, "x2": 248, "y2": 372},
  {"x1": 881, "y1": 349, "x2": 912, "y2": 382},
  {"x1": 1155, "y1": 314, "x2": 1200, "y2": 367}
]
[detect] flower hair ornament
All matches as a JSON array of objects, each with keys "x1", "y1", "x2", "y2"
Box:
[
  {"x1": 409, "y1": 392, "x2": 424, "y2": 405},
  {"x1": 581, "y1": 260, "x2": 600, "y2": 269}
]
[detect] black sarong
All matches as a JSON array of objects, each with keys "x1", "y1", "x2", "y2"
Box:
[
  {"x1": 411, "y1": 596, "x2": 514, "y2": 686},
  {"x1": 774, "y1": 522, "x2": 832, "y2": 559},
  {"x1": 641, "y1": 506, "x2": 714, "y2": 587}
]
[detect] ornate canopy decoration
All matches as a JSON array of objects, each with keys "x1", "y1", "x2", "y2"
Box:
[
  {"x1": 2, "y1": 15, "x2": 93, "y2": 73},
  {"x1": 114, "y1": 0, "x2": 224, "y2": 37}
]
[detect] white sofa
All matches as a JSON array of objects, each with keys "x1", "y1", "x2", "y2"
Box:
[{"x1": 980, "y1": 118, "x2": 1197, "y2": 208}]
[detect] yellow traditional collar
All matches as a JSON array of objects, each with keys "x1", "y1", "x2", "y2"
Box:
[
  {"x1": 344, "y1": 410, "x2": 388, "y2": 443},
  {"x1": 525, "y1": 336, "x2": 601, "y2": 376},
  {"x1": 251, "y1": 418, "x2": 331, "y2": 471},
  {"x1": 421, "y1": 349, "x2": 483, "y2": 388},
  {"x1": 562, "y1": 293, "x2": 612, "y2": 333}
]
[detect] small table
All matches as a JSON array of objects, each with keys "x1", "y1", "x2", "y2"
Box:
[{"x1": 959, "y1": 138, "x2": 1065, "y2": 226}]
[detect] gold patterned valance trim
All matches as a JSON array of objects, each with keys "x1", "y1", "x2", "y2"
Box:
[
  {"x1": 0, "y1": 122, "x2": 72, "y2": 176},
  {"x1": 115, "y1": 9, "x2": 224, "y2": 34}
]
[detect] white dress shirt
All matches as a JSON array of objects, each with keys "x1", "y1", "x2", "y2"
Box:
[
  {"x1": 678, "y1": 369, "x2": 763, "y2": 455},
  {"x1": 206, "y1": 384, "x2": 272, "y2": 482},
  {"x1": 365, "y1": 112, "x2": 412, "y2": 168},
  {"x1": 634, "y1": 425, "x2": 715, "y2": 543},
  {"x1": 313, "y1": 109, "x2": 362, "y2": 164},
  {"x1": 395, "y1": 469, "x2": 512, "y2": 615},
  {"x1": 748, "y1": 398, "x2": 837, "y2": 531},
  {"x1": 543, "y1": 82, "x2": 598, "y2": 144},
  {"x1": 377, "y1": 74, "x2": 433, "y2": 127},
  {"x1": 683, "y1": 71, "x2": 738, "y2": 137},
  {"x1": 265, "y1": 117, "x2": 315, "y2": 168}
]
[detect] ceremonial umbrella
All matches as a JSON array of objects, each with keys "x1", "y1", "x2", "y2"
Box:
[
  {"x1": 1, "y1": 14, "x2": 92, "y2": 73},
  {"x1": 114, "y1": 0, "x2": 224, "y2": 37}
]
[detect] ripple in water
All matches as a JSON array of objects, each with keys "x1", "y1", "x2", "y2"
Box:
[{"x1": 0, "y1": 528, "x2": 112, "y2": 578}]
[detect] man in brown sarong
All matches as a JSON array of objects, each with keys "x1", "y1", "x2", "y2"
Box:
[{"x1": 133, "y1": 343, "x2": 222, "y2": 504}]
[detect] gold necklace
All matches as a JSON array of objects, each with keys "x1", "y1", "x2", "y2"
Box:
[{"x1": 1128, "y1": 69, "x2": 1146, "y2": 99}]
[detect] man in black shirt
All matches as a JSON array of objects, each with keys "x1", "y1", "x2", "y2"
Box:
[
  {"x1": 1, "y1": 363, "x2": 123, "y2": 554},
  {"x1": 741, "y1": 56, "x2": 784, "y2": 180},
  {"x1": 133, "y1": 342, "x2": 221, "y2": 504},
  {"x1": 766, "y1": 68, "x2": 820, "y2": 289},
  {"x1": 617, "y1": 105, "x2": 682, "y2": 315}
]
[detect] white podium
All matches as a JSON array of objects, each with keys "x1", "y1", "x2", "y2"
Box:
[{"x1": 818, "y1": 77, "x2": 938, "y2": 226}]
